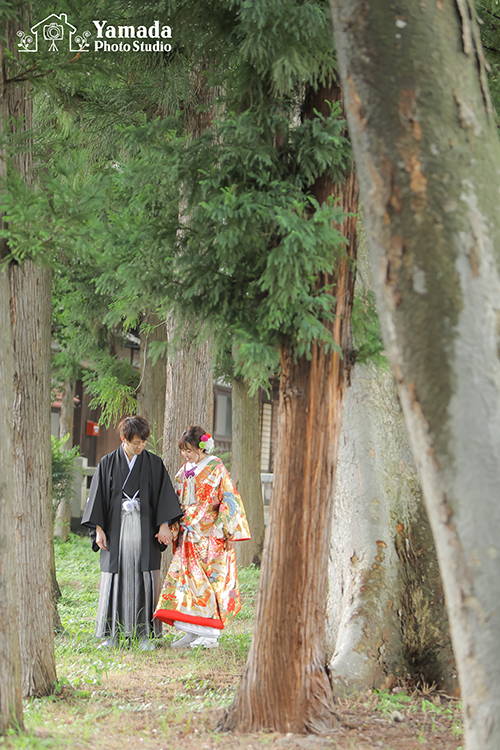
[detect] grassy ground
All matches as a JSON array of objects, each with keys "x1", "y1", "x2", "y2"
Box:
[{"x1": 0, "y1": 535, "x2": 463, "y2": 750}]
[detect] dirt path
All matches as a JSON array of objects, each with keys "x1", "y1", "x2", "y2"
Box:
[{"x1": 17, "y1": 643, "x2": 462, "y2": 750}]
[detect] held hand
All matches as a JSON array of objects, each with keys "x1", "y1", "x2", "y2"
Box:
[
  {"x1": 96, "y1": 525, "x2": 109, "y2": 551},
  {"x1": 156, "y1": 522, "x2": 173, "y2": 546}
]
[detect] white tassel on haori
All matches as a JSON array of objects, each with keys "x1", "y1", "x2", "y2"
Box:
[{"x1": 122, "y1": 490, "x2": 140, "y2": 514}]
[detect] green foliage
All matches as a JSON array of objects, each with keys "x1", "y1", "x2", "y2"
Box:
[
  {"x1": 51, "y1": 435, "x2": 80, "y2": 518},
  {"x1": 374, "y1": 688, "x2": 412, "y2": 715},
  {"x1": 0, "y1": 1, "x2": 21, "y2": 25},
  {"x1": 351, "y1": 289, "x2": 387, "y2": 366},
  {"x1": 89, "y1": 100, "x2": 351, "y2": 387},
  {"x1": 82, "y1": 355, "x2": 139, "y2": 428},
  {"x1": 4, "y1": 0, "x2": 355, "y2": 401}
]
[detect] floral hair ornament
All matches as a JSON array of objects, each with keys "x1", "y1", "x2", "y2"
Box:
[{"x1": 199, "y1": 433, "x2": 215, "y2": 454}]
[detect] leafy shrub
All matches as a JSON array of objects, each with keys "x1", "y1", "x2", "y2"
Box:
[{"x1": 52, "y1": 435, "x2": 80, "y2": 521}]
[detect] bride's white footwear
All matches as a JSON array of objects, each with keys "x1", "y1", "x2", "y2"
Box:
[{"x1": 171, "y1": 632, "x2": 199, "y2": 649}]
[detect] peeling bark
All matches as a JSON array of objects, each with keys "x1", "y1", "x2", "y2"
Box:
[
  {"x1": 11, "y1": 262, "x2": 56, "y2": 697},
  {"x1": 3, "y1": 7, "x2": 56, "y2": 698},
  {"x1": 221, "y1": 80, "x2": 358, "y2": 734},
  {"x1": 328, "y1": 218, "x2": 455, "y2": 693},
  {"x1": 0, "y1": 21, "x2": 23, "y2": 730},
  {"x1": 330, "y1": 1, "x2": 500, "y2": 747}
]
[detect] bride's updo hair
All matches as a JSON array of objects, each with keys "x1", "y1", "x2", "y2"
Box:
[{"x1": 178, "y1": 426, "x2": 207, "y2": 451}]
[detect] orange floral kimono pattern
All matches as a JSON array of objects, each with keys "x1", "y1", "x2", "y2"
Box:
[{"x1": 154, "y1": 457, "x2": 251, "y2": 630}]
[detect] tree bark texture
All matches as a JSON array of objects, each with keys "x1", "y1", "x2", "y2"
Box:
[
  {"x1": 3, "y1": 6, "x2": 56, "y2": 700},
  {"x1": 137, "y1": 312, "x2": 168, "y2": 453},
  {"x1": 10, "y1": 262, "x2": 56, "y2": 697},
  {"x1": 221, "y1": 81, "x2": 359, "y2": 733},
  {"x1": 0, "y1": 23, "x2": 23, "y2": 727},
  {"x1": 159, "y1": 65, "x2": 220, "y2": 579},
  {"x1": 328, "y1": 216, "x2": 455, "y2": 693},
  {"x1": 0, "y1": 269, "x2": 23, "y2": 732},
  {"x1": 328, "y1": 362, "x2": 456, "y2": 693},
  {"x1": 231, "y1": 379, "x2": 265, "y2": 568},
  {"x1": 161, "y1": 319, "x2": 213, "y2": 579},
  {"x1": 330, "y1": 1, "x2": 500, "y2": 747},
  {"x1": 162, "y1": 322, "x2": 214, "y2": 477}
]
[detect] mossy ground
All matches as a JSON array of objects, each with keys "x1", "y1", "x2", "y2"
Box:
[{"x1": 0, "y1": 535, "x2": 462, "y2": 750}]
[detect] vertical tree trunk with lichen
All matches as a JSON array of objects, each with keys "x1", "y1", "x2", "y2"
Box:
[
  {"x1": 161, "y1": 319, "x2": 213, "y2": 579},
  {"x1": 330, "y1": 1, "x2": 500, "y2": 747},
  {"x1": 162, "y1": 321, "x2": 213, "y2": 478},
  {"x1": 4, "y1": 6, "x2": 56, "y2": 698},
  {"x1": 327, "y1": 218, "x2": 455, "y2": 693},
  {"x1": 328, "y1": 362, "x2": 455, "y2": 693},
  {"x1": 11, "y1": 262, "x2": 56, "y2": 696},
  {"x1": 231, "y1": 379, "x2": 265, "y2": 568},
  {"x1": 160, "y1": 63, "x2": 221, "y2": 580},
  {"x1": 0, "y1": 18, "x2": 23, "y2": 732},
  {"x1": 221, "y1": 80, "x2": 359, "y2": 733}
]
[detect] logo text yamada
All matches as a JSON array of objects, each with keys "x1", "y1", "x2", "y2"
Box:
[{"x1": 93, "y1": 21, "x2": 172, "y2": 52}]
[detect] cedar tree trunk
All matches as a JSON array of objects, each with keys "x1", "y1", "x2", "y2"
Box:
[
  {"x1": 137, "y1": 312, "x2": 168, "y2": 453},
  {"x1": 4, "y1": 5, "x2": 56, "y2": 698},
  {"x1": 161, "y1": 318, "x2": 213, "y2": 579},
  {"x1": 11, "y1": 262, "x2": 56, "y2": 696},
  {"x1": 0, "y1": 20, "x2": 23, "y2": 731},
  {"x1": 330, "y1": 1, "x2": 500, "y2": 747},
  {"x1": 162, "y1": 321, "x2": 213, "y2": 477},
  {"x1": 231, "y1": 379, "x2": 265, "y2": 568},
  {"x1": 0, "y1": 267, "x2": 23, "y2": 732},
  {"x1": 221, "y1": 80, "x2": 358, "y2": 733}
]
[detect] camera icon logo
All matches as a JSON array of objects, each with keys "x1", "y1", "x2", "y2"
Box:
[
  {"x1": 17, "y1": 13, "x2": 89, "y2": 54},
  {"x1": 43, "y1": 22, "x2": 64, "y2": 50}
]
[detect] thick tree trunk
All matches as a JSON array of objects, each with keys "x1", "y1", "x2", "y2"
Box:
[
  {"x1": 162, "y1": 322, "x2": 213, "y2": 477},
  {"x1": 161, "y1": 318, "x2": 213, "y2": 579},
  {"x1": 159, "y1": 64, "x2": 220, "y2": 579},
  {"x1": 328, "y1": 362, "x2": 455, "y2": 693},
  {"x1": 0, "y1": 269, "x2": 23, "y2": 733},
  {"x1": 0, "y1": 24, "x2": 23, "y2": 729},
  {"x1": 221, "y1": 80, "x2": 358, "y2": 733},
  {"x1": 11, "y1": 262, "x2": 56, "y2": 697},
  {"x1": 3, "y1": 7, "x2": 56, "y2": 699},
  {"x1": 231, "y1": 379, "x2": 265, "y2": 568},
  {"x1": 328, "y1": 216, "x2": 455, "y2": 692},
  {"x1": 137, "y1": 312, "x2": 168, "y2": 453},
  {"x1": 330, "y1": 2, "x2": 500, "y2": 747}
]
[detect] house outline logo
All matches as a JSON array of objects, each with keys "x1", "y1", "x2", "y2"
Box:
[{"x1": 17, "y1": 13, "x2": 91, "y2": 53}]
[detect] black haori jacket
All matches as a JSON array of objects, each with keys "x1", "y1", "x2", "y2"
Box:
[{"x1": 81, "y1": 448, "x2": 183, "y2": 574}]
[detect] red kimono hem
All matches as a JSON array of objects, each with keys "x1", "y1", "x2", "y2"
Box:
[{"x1": 154, "y1": 608, "x2": 224, "y2": 630}]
